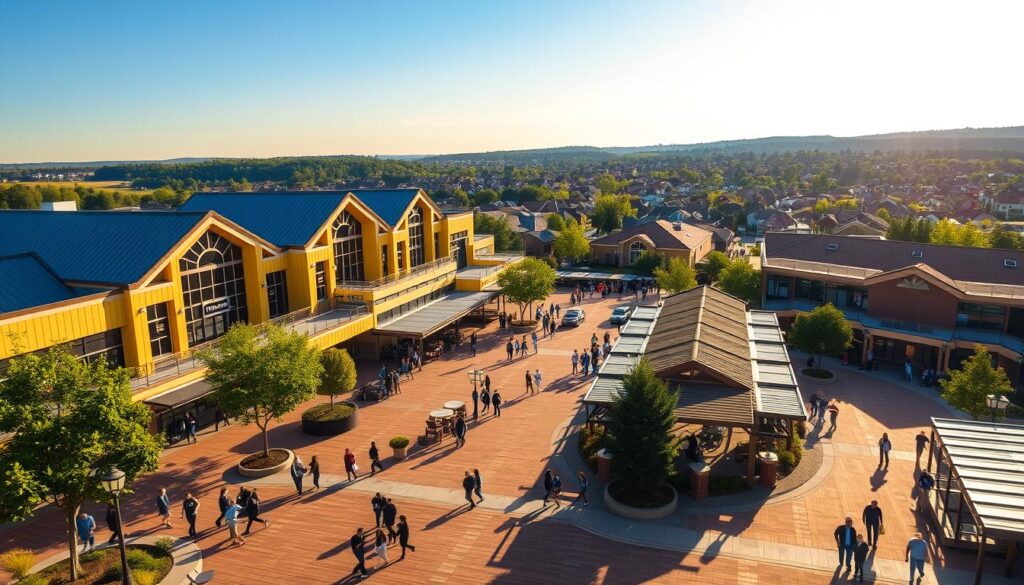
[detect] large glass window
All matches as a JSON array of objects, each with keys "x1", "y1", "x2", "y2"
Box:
[
  {"x1": 765, "y1": 274, "x2": 791, "y2": 300},
  {"x1": 794, "y1": 279, "x2": 825, "y2": 303},
  {"x1": 407, "y1": 207, "x2": 425, "y2": 268},
  {"x1": 178, "y1": 231, "x2": 248, "y2": 347},
  {"x1": 450, "y1": 230, "x2": 469, "y2": 268},
  {"x1": 628, "y1": 241, "x2": 646, "y2": 264},
  {"x1": 315, "y1": 261, "x2": 327, "y2": 301},
  {"x1": 266, "y1": 270, "x2": 289, "y2": 318},
  {"x1": 147, "y1": 303, "x2": 173, "y2": 358},
  {"x1": 957, "y1": 303, "x2": 1006, "y2": 331},
  {"x1": 333, "y1": 211, "x2": 365, "y2": 284},
  {"x1": 835, "y1": 286, "x2": 868, "y2": 310}
]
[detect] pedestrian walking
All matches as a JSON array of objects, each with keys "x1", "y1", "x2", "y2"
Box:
[
  {"x1": 224, "y1": 500, "x2": 245, "y2": 546},
  {"x1": 581, "y1": 351, "x2": 590, "y2": 376},
  {"x1": 371, "y1": 529, "x2": 388, "y2": 567},
  {"x1": 533, "y1": 369, "x2": 542, "y2": 391},
  {"x1": 181, "y1": 492, "x2": 200, "y2": 539},
  {"x1": 397, "y1": 515, "x2": 416, "y2": 559},
  {"x1": 506, "y1": 338, "x2": 514, "y2": 361},
  {"x1": 372, "y1": 493, "x2": 386, "y2": 527},
  {"x1": 484, "y1": 373, "x2": 491, "y2": 391},
  {"x1": 471, "y1": 387, "x2": 479, "y2": 421},
  {"x1": 383, "y1": 498, "x2": 398, "y2": 542},
  {"x1": 310, "y1": 455, "x2": 321, "y2": 489},
  {"x1": 542, "y1": 469, "x2": 554, "y2": 504},
  {"x1": 291, "y1": 455, "x2": 308, "y2": 495},
  {"x1": 550, "y1": 318, "x2": 557, "y2": 337},
  {"x1": 834, "y1": 516, "x2": 857, "y2": 572},
  {"x1": 853, "y1": 534, "x2": 869, "y2": 582},
  {"x1": 215, "y1": 409, "x2": 230, "y2": 431},
  {"x1": 904, "y1": 358, "x2": 913, "y2": 382},
  {"x1": 106, "y1": 503, "x2": 120, "y2": 544},
  {"x1": 481, "y1": 387, "x2": 491, "y2": 414},
  {"x1": 491, "y1": 391, "x2": 502, "y2": 416},
  {"x1": 915, "y1": 430, "x2": 930, "y2": 468},
  {"x1": 555, "y1": 304, "x2": 560, "y2": 318},
  {"x1": 473, "y1": 469, "x2": 484, "y2": 503},
  {"x1": 863, "y1": 500, "x2": 884, "y2": 548},
  {"x1": 878, "y1": 433, "x2": 892, "y2": 469},
  {"x1": 575, "y1": 471, "x2": 589, "y2": 506},
  {"x1": 243, "y1": 488, "x2": 269, "y2": 534},
  {"x1": 525, "y1": 370, "x2": 533, "y2": 394},
  {"x1": 827, "y1": 402, "x2": 840, "y2": 433},
  {"x1": 551, "y1": 474, "x2": 562, "y2": 507},
  {"x1": 185, "y1": 413, "x2": 198, "y2": 444},
  {"x1": 351, "y1": 528, "x2": 369, "y2": 578},
  {"x1": 571, "y1": 350, "x2": 579, "y2": 375},
  {"x1": 156, "y1": 488, "x2": 172, "y2": 528},
  {"x1": 345, "y1": 448, "x2": 359, "y2": 481},
  {"x1": 470, "y1": 332, "x2": 477, "y2": 357},
  {"x1": 463, "y1": 471, "x2": 477, "y2": 508},
  {"x1": 906, "y1": 532, "x2": 927, "y2": 583},
  {"x1": 532, "y1": 330, "x2": 539, "y2": 353},
  {"x1": 454, "y1": 415, "x2": 467, "y2": 447},
  {"x1": 916, "y1": 470, "x2": 935, "y2": 515},
  {"x1": 520, "y1": 335, "x2": 529, "y2": 358},
  {"x1": 76, "y1": 512, "x2": 96, "y2": 552},
  {"x1": 370, "y1": 441, "x2": 385, "y2": 474},
  {"x1": 215, "y1": 486, "x2": 231, "y2": 528}
]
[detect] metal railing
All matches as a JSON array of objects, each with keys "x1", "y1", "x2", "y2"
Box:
[{"x1": 336, "y1": 255, "x2": 457, "y2": 290}]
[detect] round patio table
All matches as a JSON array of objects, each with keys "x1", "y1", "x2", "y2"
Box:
[
  {"x1": 430, "y1": 408, "x2": 455, "y2": 420},
  {"x1": 443, "y1": 400, "x2": 465, "y2": 411}
]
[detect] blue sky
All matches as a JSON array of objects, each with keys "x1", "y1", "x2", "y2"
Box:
[{"x1": 1, "y1": 0, "x2": 1021, "y2": 162}]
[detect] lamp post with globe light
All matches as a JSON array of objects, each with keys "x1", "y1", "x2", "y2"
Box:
[
  {"x1": 986, "y1": 393, "x2": 1010, "y2": 423},
  {"x1": 100, "y1": 467, "x2": 132, "y2": 585}
]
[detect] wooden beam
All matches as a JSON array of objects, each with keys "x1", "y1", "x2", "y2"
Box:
[{"x1": 746, "y1": 434, "x2": 757, "y2": 486}]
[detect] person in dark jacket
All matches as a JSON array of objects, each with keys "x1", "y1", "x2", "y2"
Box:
[
  {"x1": 471, "y1": 387, "x2": 479, "y2": 421},
  {"x1": 480, "y1": 388, "x2": 491, "y2": 415},
  {"x1": 382, "y1": 498, "x2": 398, "y2": 543},
  {"x1": 454, "y1": 415, "x2": 467, "y2": 448},
  {"x1": 862, "y1": 500, "x2": 884, "y2": 547},
  {"x1": 106, "y1": 503, "x2": 120, "y2": 544},
  {"x1": 542, "y1": 469, "x2": 554, "y2": 504},
  {"x1": 351, "y1": 528, "x2": 368, "y2": 578},
  {"x1": 243, "y1": 488, "x2": 269, "y2": 535},
  {"x1": 156, "y1": 488, "x2": 172, "y2": 528},
  {"x1": 505, "y1": 339, "x2": 514, "y2": 361},
  {"x1": 834, "y1": 516, "x2": 857, "y2": 571},
  {"x1": 371, "y1": 493, "x2": 386, "y2": 527},
  {"x1": 491, "y1": 391, "x2": 502, "y2": 417},
  {"x1": 181, "y1": 492, "x2": 200, "y2": 539},
  {"x1": 853, "y1": 534, "x2": 869, "y2": 582},
  {"x1": 369, "y1": 441, "x2": 384, "y2": 474},
  {"x1": 310, "y1": 455, "x2": 321, "y2": 490},
  {"x1": 215, "y1": 486, "x2": 231, "y2": 528},
  {"x1": 290, "y1": 456, "x2": 308, "y2": 495},
  {"x1": 397, "y1": 515, "x2": 416, "y2": 559},
  {"x1": 473, "y1": 469, "x2": 484, "y2": 503},
  {"x1": 463, "y1": 471, "x2": 477, "y2": 508},
  {"x1": 484, "y1": 373, "x2": 491, "y2": 391}
]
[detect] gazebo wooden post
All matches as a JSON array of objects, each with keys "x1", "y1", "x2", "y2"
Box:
[
  {"x1": 786, "y1": 420, "x2": 794, "y2": 450},
  {"x1": 974, "y1": 527, "x2": 986, "y2": 585},
  {"x1": 746, "y1": 429, "x2": 757, "y2": 486}
]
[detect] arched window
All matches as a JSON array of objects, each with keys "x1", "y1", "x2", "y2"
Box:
[
  {"x1": 628, "y1": 241, "x2": 647, "y2": 265},
  {"x1": 333, "y1": 211, "x2": 364, "y2": 283},
  {"x1": 407, "y1": 207, "x2": 425, "y2": 268},
  {"x1": 178, "y1": 231, "x2": 248, "y2": 346}
]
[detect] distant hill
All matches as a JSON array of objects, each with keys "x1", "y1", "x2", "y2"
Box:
[{"x1": 0, "y1": 157, "x2": 216, "y2": 171}]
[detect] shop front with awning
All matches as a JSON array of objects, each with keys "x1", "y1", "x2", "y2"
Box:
[
  {"x1": 372, "y1": 289, "x2": 501, "y2": 362},
  {"x1": 143, "y1": 380, "x2": 218, "y2": 444}
]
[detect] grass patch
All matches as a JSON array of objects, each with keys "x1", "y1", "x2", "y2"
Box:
[
  {"x1": 302, "y1": 403, "x2": 355, "y2": 422},
  {"x1": 38, "y1": 545, "x2": 171, "y2": 585}
]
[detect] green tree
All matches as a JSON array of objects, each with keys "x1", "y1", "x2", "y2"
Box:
[
  {"x1": 228, "y1": 177, "x2": 253, "y2": 192},
  {"x1": 940, "y1": 345, "x2": 1014, "y2": 420},
  {"x1": 318, "y1": 348, "x2": 357, "y2": 406},
  {"x1": 471, "y1": 188, "x2": 499, "y2": 206},
  {"x1": 200, "y1": 324, "x2": 322, "y2": 456},
  {"x1": 596, "y1": 173, "x2": 630, "y2": 194},
  {"x1": 989, "y1": 224, "x2": 1023, "y2": 250},
  {"x1": 653, "y1": 257, "x2": 697, "y2": 294},
  {"x1": 0, "y1": 347, "x2": 163, "y2": 581},
  {"x1": 717, "y1": 261, "x2": 761, "y2": 306},
  {"x1": 473, "y1": 212, "x2": 523, "y2": 252},
  {"x1": 699, "y1": 251, "x2": 731, "y2": 282},
  {"x1": 592, "y1": 194, "x2": 636, "y2": 234},
  {"x1": 875, "y1": 207, "x2": 891, "y2": 222},
  {"x1": 496, "y1": 257, "x2": 556, "y2": 322},
  {"x1": 632, "y1": 250, "x2": 664, "y2": 276},
  {"x1": 788, "y1": 303, "x2": 853, "y2": 359},
  {"x1": 451, "y1": 188, "x2": 471, "y2": 207},
  {"x1": 552, "y1": 219, "x2": 590, "y2": 264},
  {"x1": 545, "y1": 213, "x2": 566, "y2": 231},
  {"x1": 605, "y1": 358, "x2": 679, "y2": 500},
  {"x1": 930, "y1": 218, "x2": 960, "y2": 245}
]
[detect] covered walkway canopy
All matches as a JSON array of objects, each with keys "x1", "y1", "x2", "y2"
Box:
[
  {"x1": 927, "y1": 417, "x2": 1024, "y2": 583},
  {"x1": 373, "y1": 290, "x2": 499, "y2": 339}
]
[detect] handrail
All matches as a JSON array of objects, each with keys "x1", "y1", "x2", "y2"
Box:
[{"x1": 337, "y1": 255, "x2": 457, "y2": 290}]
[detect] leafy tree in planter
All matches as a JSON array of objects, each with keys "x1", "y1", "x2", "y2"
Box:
[
  {"x1": 200, "y1": 324, "x2": 322, "y2": 457},
  {"x1": 318, "y1": 348, "x2": 357, "y2": 406},
  {"x1": 940, "y1": 345, "x2": 1014, "y2": 420},
  {"x1": 0, "y1": 347, "x2": 163, "y2": 581},
  {"x1": 605, "y1": 358, "x2": 679, "y2": 500},
  {"x1": 496, "y1": 257, "x2": 556, "y2": 322},
  {"x1": 787, "y1": 303, "x2": 852, "y2": 361},
  {"x1": 653, "y1": 257, "x2": 697, "y2": 294}
]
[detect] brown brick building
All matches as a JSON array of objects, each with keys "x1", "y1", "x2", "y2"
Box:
[{"x1": 590, "y1": 220, "x2": 713, "y2": 268}]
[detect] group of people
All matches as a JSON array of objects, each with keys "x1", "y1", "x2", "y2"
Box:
[
  {"x1": 808, "y1": 389, "x2": 840, "y2": 433},
  {"x1": 541, "y1": 469, "x2": 589, "y2": 507},
  {"x1": 349, "y1": 495, "x2": 417, "y2": 578},
  {"x1": 571, "y1": 331, "x2": 611, "y2": 377},
  {"x1": 568, "y1": 278, "x2": 658, "y2": 305}
]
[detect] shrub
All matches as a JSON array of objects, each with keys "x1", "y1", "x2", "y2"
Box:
[
  {"x1": 775, "y1": 450, "x2": 796, "y2": 474},
  {"x1": 80, "y1": 549, "x2": 104, "y2": 562},
  {"x1": 103, "y1": 563, "x2": 124, "y2": 581},
  {"x1": 709, "y1": 474, "x2": 748, "y2": 496},
  {"x1": 126, "y1": 548, "x2": 160, "y2": 571},
  {"x1": 772, "y1": 429, "x2": 804, "y2": 475},
  {"x1": 133, "y1": 569, "x2": 159, "y2": 585},
  {"x1": 542, "y1": 256, "x2": 558, "y2": 269},
  {"x1": 666, "y1": 471, "x2": 691, "y2": 494},
  {"x1": 153, "y1": 537, "x2": 176, "y2": 552},
  {"x1": 302, "y1": 403, "x2": 355, "y2": 422},
  {"x1": 0, "y1": 548, "x2": 35, "y2": 579},
  {"x1": 389, "y1": 436, "x2": 410, "y2": 449},
  {"x1": 578, "y1": 425, "x2": 607, "y2": 472},
  {"x1": 17, "y1": 575, "x2": 47, "y2": 585}
]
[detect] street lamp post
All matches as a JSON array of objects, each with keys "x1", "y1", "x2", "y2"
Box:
[
  {"x1": 985, "y1": 393, "x2": 1010, "y2": 423},
  {"x1": 467, "y1": 369, "x2": 484, "y2": 394},
  {"x1": 100, "y1": 467, "x2": 131, "y2": 585}
]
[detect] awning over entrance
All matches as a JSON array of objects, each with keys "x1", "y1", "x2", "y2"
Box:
[
  {"x1": 373, "y1": 290, "x2": 498, "y2": 339},
  {"x1": 144, "y1": 380, "x2": 212, "y2": 410}
]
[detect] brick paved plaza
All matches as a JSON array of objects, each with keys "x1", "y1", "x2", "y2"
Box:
[{"x1": 1, "y1": 289, "x2": 1020, "y2": 584}]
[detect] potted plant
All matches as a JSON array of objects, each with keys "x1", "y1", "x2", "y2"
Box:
[
  {"x1": 389, "y1": 436, "x2": 410, "y2": 460},
  {"x1": 301, "y1": 348, "x2": 359, "y2": 436}
]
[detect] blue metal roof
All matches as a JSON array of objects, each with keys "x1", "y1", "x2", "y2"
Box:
[
  {"x1": 347, "y1": 189, "x2": 421, "y2": 227},
  {"x1": 181, "y1": 192, "x2": 346, "y2": 247},
  {"x1": 0, "y1": 253, "x2": 81, "y2": 313},
  {"x1": 0, "y1": 210, "x2": 208, "y2": 285}
]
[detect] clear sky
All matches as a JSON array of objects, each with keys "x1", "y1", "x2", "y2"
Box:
[{"x1": 1, "y1": 0, "x2": 1021, "y2": 162}]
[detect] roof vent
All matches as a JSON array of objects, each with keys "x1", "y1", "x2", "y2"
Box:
[
  {"x1": 672, "y1": 222, "x2": 682, "y2": 231},
  {"x1": 1005, "y1": 259, "x2": 1018, "y2": 268},
  {"x1": 826, "y1": 243, "x2": 839, "y2": 251},
  {"x1": 911, "y1": 250, "x2": 924, "y2": 259}
]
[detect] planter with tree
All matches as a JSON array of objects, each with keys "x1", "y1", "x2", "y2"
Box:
[
  {"x1": 788, "y1": 303, "x2": 852, "y2": 378},
  {"x1": 200, "y1": 323, "x2": 322, "y2": 477},
  {"x1": 389, "y1": 436, "x2": 411, "y2": 460},
  {"x1": 940, "y1": 344, "x2": 1014, "y2": 420},
  {"x1": 497, "y1": 257, "x2": 557, "y2": 331},
  {"x1": 302, "y1": 348, "x2": 359, "y2": 436},
  {"x1": 602, "y1": 357, "x2": 680, "y2": 520},
  {"x1": 0, "y1": 347, "x2": 163, "y2": 582}
]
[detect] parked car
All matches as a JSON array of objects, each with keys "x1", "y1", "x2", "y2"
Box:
[
  {"x1": 561, "y1": 307, "x2": 586, "y2": 326},
  {"x1": 609, "y1": 305, "x2": 632, "y2": 325}
]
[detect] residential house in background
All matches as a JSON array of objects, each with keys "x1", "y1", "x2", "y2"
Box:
[
  {"x1": 589, "y1": 220, "x2": 713, "y2": 268},
  {"x1": 832, "y1": 211, "x2": 890, "y2": 237}
]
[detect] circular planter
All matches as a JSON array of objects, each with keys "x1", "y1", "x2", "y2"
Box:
[
  {"x1": 26, "y1": 535, "x2": 202, "y2": 585},
  {"x1": 301, "y1": 401, "x2": 359, "y2": 436},
  {"x1": 238, "y1": 448, "x2": 294, "y2": 478},
  {"x1": 392, "y1": 446, "x2": 408, "y2": 460},
  {"x1": 800, "y1": 368, "x2": 836, "y2": 385},
  {"x1": 511, "y1": 320, "x2": 538, "y2": 334},
  {"x1": 603, "y1": 481, "x2": 678, "y2": 520}
]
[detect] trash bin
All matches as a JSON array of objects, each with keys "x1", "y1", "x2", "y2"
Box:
[
  {"x1": 758, "y1": 451, "x2": 779, "y2": 488},
  {"x1": 596, "y1": 449, "x2": 612, "y2": 483},
  {"x1": 689, "y1": 462, "x2": 710, "y2": 500}
]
